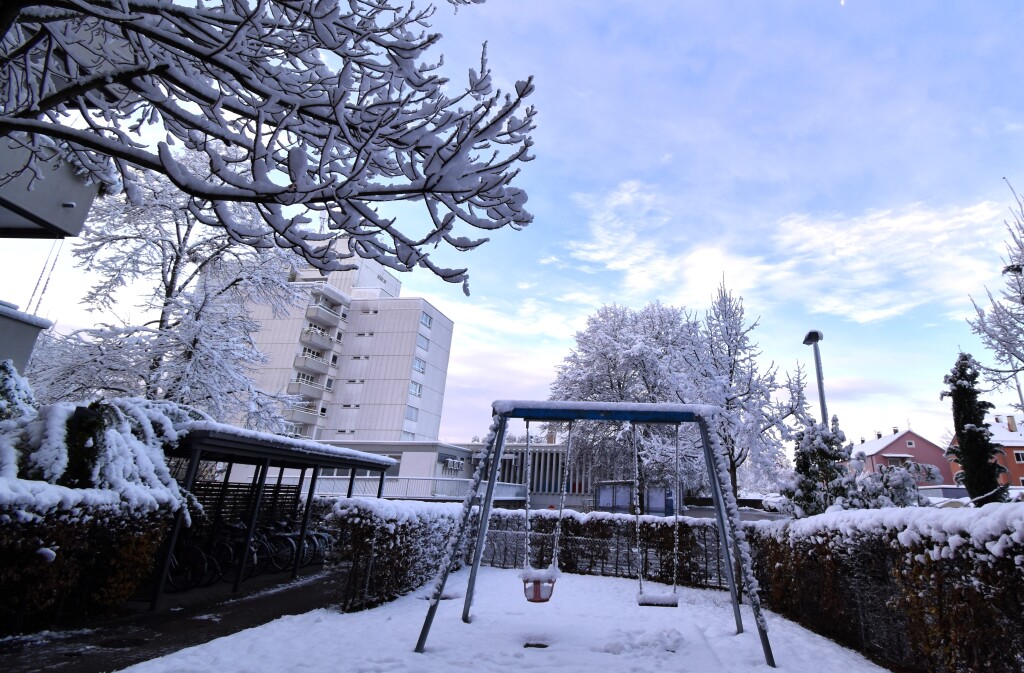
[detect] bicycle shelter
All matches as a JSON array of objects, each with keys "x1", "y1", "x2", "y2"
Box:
[
  {"x1": 415, "y1": 400, "x2": 775, "y2": 668},
  {"x1": 152, "y1": 423, "x2": 394, "y2": 608}
]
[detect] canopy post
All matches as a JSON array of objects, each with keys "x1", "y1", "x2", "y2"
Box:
[
  {"x1": 292, "y1": 466, "x2": 320, "y2": 579},
  {"x1": 149, "y1": 446, "x2": 202, "y2": 610}
]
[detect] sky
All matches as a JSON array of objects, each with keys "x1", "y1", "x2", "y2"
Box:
[
  {"x1": 4, "y1": 1, "x2": 1024, "y2": 447},
  {"x1": 115, "y1": 567, "x2": 888, "y2": 673}
]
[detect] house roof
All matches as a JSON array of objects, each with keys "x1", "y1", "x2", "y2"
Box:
[
  {"x1": 851, "y1": 428, "x2": 936, "y2": 458},
  {"x1": 986, "y1": 413, "x2": 1024, "y2": 448}
]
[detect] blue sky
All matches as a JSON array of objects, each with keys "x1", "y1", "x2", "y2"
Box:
[{"x1": 4, "y1": 1, "x2": 1024, "y2": 446}]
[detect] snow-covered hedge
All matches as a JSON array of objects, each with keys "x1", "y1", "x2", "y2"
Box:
[
  {"x1": 484, "y1": 508, "x2": 727, "y2": 589},
  {"x1": 0, "y1": 361, "x2": 199, "y2": 632},
  {"x1": 324, "y1": 498, "x2": 466, "y2": 611},
  {"x1": 747, "y1": 504, "x2": 1024, "y2": 673}
]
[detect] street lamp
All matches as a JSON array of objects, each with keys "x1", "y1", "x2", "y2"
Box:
[{"x1": 803, "y1": 330, "x2": 828, "y2": 423}]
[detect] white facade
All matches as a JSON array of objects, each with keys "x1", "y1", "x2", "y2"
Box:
[{"x1": 249, "y1": 256, "x2": 453, "y2": 443}]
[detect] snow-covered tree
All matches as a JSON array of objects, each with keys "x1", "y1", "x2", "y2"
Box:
[
  {"x1": 550, "y1": 287, "x2": 799, "y2": 499},
  {"x1": 969, "y1": 185, "x2": 1024, "y2": 404},
  {"x1": 780, "y1": 416, "x2": 853, "y2": 518},
  {"x1": 779, "y1": 414, "x2": 937, "y2": 518},
  {"x1": 0, "y1": 0, "x2": 536, "y2": 293},
  {"x1": 942, "y1": 352, "x2": 1008, "y2": 505},
  {"x1": 675, "y1": 284, "x2": 797, "y2": 495},
  {"x1": 26, "y1": 163, "x2": 302, "y2": 431}
]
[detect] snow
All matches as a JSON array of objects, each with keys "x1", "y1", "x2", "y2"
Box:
[
  {"x1": 491, "y1": 399, "x2": 722, "y2": 418},
  {"x1": 752, "y1": 501, "x2": 1024, "y2": 565},
  {"x1": 115, "y1": 567, "x2": 891, "y2": 673},
  {"x1": 0, "y1": 301, "x2": 52, "y2": 329},
  {"x1": 178, "y1": 421, "x2": 396, "y2": 468}
]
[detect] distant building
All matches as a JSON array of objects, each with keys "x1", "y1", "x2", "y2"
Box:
[
  {"x1": 850, "y1": 427, "x2": 955, "y2": 485},
  {"x1": 248, "y1": 254, "x2": 452, "y2": 443},
  {"x1": 972, "y1": 413, "x2": 1024, "y2": 488}
]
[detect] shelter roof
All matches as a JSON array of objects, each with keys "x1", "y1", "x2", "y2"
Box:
[{"x1": 172, "y1": 422, "x2": 396, "y2": 472}]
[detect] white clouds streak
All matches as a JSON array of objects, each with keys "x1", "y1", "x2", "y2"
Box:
[{"x1": 565, "y1": 181, "x2": 1007, "y2": 323}]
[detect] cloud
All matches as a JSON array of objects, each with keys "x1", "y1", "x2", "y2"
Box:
[
  {"x1": 772, "y1": 201, "x2": 1006, "y2": 322},
  {"x1": 563, "y1": 180, "x2": 1008, "y2": 323}
]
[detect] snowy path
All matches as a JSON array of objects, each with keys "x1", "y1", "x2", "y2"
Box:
[{"x1": 118, "y1": 567, "x2": 890, "y2": 673}]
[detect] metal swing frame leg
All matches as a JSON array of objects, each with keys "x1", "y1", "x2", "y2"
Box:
[
  {"x1": 415, "y1": 417, "x2": 508, "y2": 653},
  {"x1": 697, "y1": 418, "x2": 775, "y2": 668}
]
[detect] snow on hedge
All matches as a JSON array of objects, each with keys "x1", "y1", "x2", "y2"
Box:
[
  {"x1": 752, "y1": 501, "x2": 1024, "y2": 566},
  {"x1": 0, "y1": 361, "x2": 194, "y2": 521}
]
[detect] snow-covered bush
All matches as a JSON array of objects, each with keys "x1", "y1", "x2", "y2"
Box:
[
  {"x1": 747, "y1": 504, "x2": 1024, "y2": 673},
  {"x1": 0, "y1": 363, "x2": 200, "y2": 632},
  {"x1": 780, "y1": 416, "x2": 936, "y2": 518},
  {"x1": 325, "y1": 498, "x2": 465, "y2": 611}
]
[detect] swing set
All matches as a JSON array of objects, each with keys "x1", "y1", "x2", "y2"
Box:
[{"x1": 414, "y1": 400, "x2": 775, "y2": 668}]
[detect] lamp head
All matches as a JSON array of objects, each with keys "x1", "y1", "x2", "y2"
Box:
[{"x1": 802, "y1": 330, "x2": 824, "y2": 346}]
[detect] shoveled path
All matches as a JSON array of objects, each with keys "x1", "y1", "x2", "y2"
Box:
[{"x1": 0, "y1": 567, "x2": 341, "y2": 673}]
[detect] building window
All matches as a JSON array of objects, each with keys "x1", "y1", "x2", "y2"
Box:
[
  {"x1": 336, "y1": 330, "x2": 344, "y2": 341},
  {"x1": 347, "y1": 379, "x2": 365, "y2": 384},
  {"x1": 1020, "y1": 477, "x2": 1024, "y2": 487},
  {"x1": 416, "y1": 334, "x2": 429, "y2": 351},
  {"x1": 420, "y1": 312, "x2": 433, "y2": 328},
  {"x1": 1015, "y1": 451, "x2": 1024, "y2": 463},
  {"x1": 401, "y1": 431, "x2": 416, "y2": 441},
  {"x1": 319, "y1": 407, "x2": 327, "y2": 417},
  {"x1": 301, "y1": 347, "x2": 324, "y2": 360},
  {"x1": 412, "y1": 357, "x2": 426, "y2": 373},
  {"x1": 405, "y1": 406, "x2": 419, "y2": 422},
  {"x1": 331, "y1": 354, "x2": 338, "y2": 366},
  {"x1": 295, "y1": 372, "x2": 316, "y2": 384},
  {"x1": 340, "y1": 312, "x2": 348, "y2": 322},
  {"x1": 357, "y1": 332, "x2": 374, "y2": 337},
  {"x1": 325, "y1": 378, "x2": 333, "y2": 390},
  {"x1": 906, "y1": 440, "x2": 915, "y2": 448},
  {"x1": 409, "y1": 381, "x2": 423, "y2": 397},
  {"x1": 361, "y1": 309, "x2": 378, "y2": 314}
]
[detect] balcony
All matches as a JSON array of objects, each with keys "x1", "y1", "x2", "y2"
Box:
[
  {"x1": 287, "y1": 379, "x2": 326, "y2": 399},
  {"x1": 284, "y1": 406, "x2": 322, "y2": 424},
  {"x1": 305, "y1": 303, "x2": 341, "y2": 328},
  {"x1": 299, "y1": 327, "x2": 334, "y2": 350},
  {"x1": 293, "y1": 353, "x2": 330, "y2": 375}
]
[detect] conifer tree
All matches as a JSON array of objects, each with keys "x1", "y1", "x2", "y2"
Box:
[
  {"x1": 781, "y1": 415, "x2": 853, "y2": 518},
  {"x1": 942, "y1": 352, "x2": 1008, "y2": 505}
]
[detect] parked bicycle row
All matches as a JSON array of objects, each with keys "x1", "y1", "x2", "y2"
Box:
[{"x1": 166, "y1": 519, "x2": 336, "y2": 592}]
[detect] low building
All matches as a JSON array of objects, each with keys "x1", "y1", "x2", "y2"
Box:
[
  {"x1": 850, "y1": 427, "x2": 955, "y2": 485},
  {"x1": 978, "y1": 413, "x2": 1024, "y2": 488}
]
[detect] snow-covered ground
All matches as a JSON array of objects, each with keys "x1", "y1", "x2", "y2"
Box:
[{"x1": 118, "y1": 567, "x2": 889, "y2": 673}]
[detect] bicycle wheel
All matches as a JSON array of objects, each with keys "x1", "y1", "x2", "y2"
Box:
[
  {"x1": 167, "y1": 545, "x2": 206, "y2": 592},
  {"x1": 268, "y1": 535, "x2": 296, "y2": 572},
  {"x1": 249, "y1": 539, "x2": 272, "y2": 577}
]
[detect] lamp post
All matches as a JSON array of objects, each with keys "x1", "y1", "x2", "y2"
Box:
[{"x1": 803, "y1": 330, "x2": 828, "y2": 424}]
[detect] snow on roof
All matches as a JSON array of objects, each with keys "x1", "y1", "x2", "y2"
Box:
[
  {"x1": 986, "y1": 413, "x2": 1024, "y2": 448},
  {"x1": 177, "y1": 421, "x2": 396, "y2": 468},
  {"x1": 852, "y1": 429, "x2": 922, "y2": 457},
  {"x1": 0, "y1": 300, "x2": 52, "y2": 329}
]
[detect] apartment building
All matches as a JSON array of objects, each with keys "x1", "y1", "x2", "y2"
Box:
[{"x1": 248, "y1": 255, "x2": 453, "y2": 444}]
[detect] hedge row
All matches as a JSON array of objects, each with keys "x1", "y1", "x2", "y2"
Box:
[
  {"x1": 0, "y1": 507, "x2": 171, "y2": 635},
  {"x1": 747, "y1": 504, "x2": 1024, "y2": 673},
  {"x1": 325, "y1": 499, "x2": 1024, "y2": 673}
]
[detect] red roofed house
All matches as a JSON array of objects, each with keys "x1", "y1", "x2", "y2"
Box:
[
  {"x1": 850, "y1": 427, "x2": 955, "y2": 485},
  {"x1": 966, "y1": 413, "x2": 1024, "y2": 489}
]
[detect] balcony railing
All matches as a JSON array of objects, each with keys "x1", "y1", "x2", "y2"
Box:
[
  {"x1": 299, "y1": 327, "x2": 334, "y2": 350},
  {"x1": 280, "y1": 476, "x2": 526, "y2": 501},
  {"x1": 284, "y1": 406, "x2": 322, "y2": 424},
  {"x1": 293, "y1": 353, "x2": 330, "y2": 375},
  {"x1": 287, "y1": 379, "x2": 327, "y2": 399},
  {"x1": 305, "y1": 303, "x2": 341, "y2": 328}
]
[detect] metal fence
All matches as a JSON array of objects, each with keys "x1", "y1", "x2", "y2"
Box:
[{"x1": 479, "y1": 513, "x2": 729, "y2": 590}]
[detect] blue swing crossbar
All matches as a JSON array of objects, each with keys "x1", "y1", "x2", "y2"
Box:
[{"x1": 491, "y1": 400, "x2": 715, "y2": 425}]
